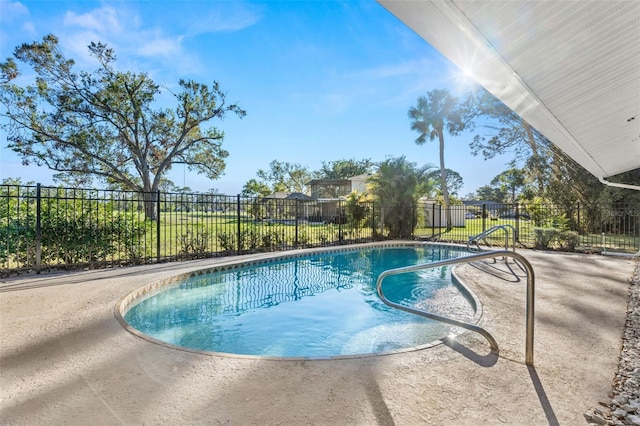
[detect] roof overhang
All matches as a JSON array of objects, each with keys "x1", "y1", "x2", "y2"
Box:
[{"x1": 378, "y1": 0, "x2": 640, "y2": 180}]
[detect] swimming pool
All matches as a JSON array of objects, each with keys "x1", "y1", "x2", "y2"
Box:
[{"x1": 117, "y1": 243, "x2": 481, "y2": 359}]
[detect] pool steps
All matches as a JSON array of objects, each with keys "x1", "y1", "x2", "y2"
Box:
[{"x1": 376, "y1": 250, "x2": 535, "y2": 366}]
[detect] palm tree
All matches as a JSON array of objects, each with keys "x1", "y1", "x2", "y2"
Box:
[
  {"x1": 241, "y1": 179, "x2": 271, "y2": 198},
  {"x1": 409, "y1": 89, "x2": 465, "y2": 230},
  {"x1": 368, "y1": 156, "x2": 434, "y2": 238}
]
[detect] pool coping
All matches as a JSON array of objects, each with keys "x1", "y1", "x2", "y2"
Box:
[{"x1": 114, "y1": 241, "x2": 485, "y2": 361}]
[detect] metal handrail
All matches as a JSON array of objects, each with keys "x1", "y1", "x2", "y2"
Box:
[
  {"x1": 376, "y1": 250, "x2": 535, "y2": 365},
  {"x1": 467, "y1": 224, "x2": 516, "y2": 252}
]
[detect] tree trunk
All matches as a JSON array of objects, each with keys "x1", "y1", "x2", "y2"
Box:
[
  {"x1": 141, "y1": 172, "x2": 158, "y2": 221},
  {"x1": 438, "y1": 130, "x2": 452, "y2": 230},
  {"x1": 524, "y1": 122, "x2": 545, "y2": 193},
  {"x1": 143, "y1": 191, "x2": 158, "y2": 221}
]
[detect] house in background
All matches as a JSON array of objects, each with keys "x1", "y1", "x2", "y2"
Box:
[
  {"x1": 307, "y1": 173, "x2": 372, "y2": 200},
  {"x1": 260, "y1": 191, "x2": 314, "y2": 221},
  {"x1": 306, "y1": 173, "x2": 373, "y2": 223},
  {"x1": 418, "y1": 198, "x2": 466, "y2": 228},
  {"x1": 462, "y1": 200, "x2": 502, "y2": 218},
  {"x1": 256, "y1": 174, "x2": 373, "y2": 223}
]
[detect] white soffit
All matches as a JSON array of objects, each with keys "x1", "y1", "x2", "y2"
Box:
[{"x1": 378, "y1": 0, "x2": 640, "y2": 179}]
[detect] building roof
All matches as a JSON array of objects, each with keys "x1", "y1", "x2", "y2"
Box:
[
  {"x1": 263, "y1": 192, "x2": 314, "y2": 201},
  {"x1": 306, "y1": 178, "x2": 350, "y2": 185},
  {"x1": 462, "y1": 200, "x2": 502, "y2": 206},
  {"x1": 348, "y1": 173, "x2": 374, "y2": 181}
]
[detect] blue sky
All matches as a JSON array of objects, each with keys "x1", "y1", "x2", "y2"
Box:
[{"x1": 0, "y1": 0, "x2": 513, "y2": 197}]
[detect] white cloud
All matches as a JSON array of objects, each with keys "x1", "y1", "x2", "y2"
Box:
[
  {"x1": 60, "y1": 30, "x2": 107, "y2": 67},
  {"x1": 0, "y1": 1, "x2": 29, "y2": 22},
  {"x1": 183, "y1": 2, "x2": 262, "y2": 35},
  {"x1": 0, "y1": 1, "x2": 35, "y2": 39},
  {"x1": 136, "y1": 36, "x2": 183, "y2": 57},
  {"x1": 2, "y1": 1, "x2": 260, "y2": 82},
  {"x1": 56, "y1": 4, "x2": 173, "y2": 69},
  {"x1": 63, "y1": 6, "x2": 122, "y2": 34},
  {"x1": 21, "y1": 20, "x2": 35, "y2": 35}
]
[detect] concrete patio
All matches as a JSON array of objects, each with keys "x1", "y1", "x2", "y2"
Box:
[{"x1": 0, "y1": 246, "x2": 635, "y2": 425}]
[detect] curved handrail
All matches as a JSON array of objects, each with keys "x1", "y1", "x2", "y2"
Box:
[
  {"x1": 467, "y1": 224, "x2": 516, "y2": 252},
  {"x1": 376, "y1": 250, "x2": 535, "y2": 365}
]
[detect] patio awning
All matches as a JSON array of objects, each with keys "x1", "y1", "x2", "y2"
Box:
[{"x1": 378, "y1": 1, "x2": 640, "y2": 186}]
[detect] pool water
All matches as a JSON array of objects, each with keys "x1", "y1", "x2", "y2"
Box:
[{"x1": 123, "y1": 245, "x2": 476, "y2": 358}]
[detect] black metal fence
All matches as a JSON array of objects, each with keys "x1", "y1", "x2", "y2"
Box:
[
  {"x1": 1, "y1": 184, "x2": 376, "y2": 276},
  {"x1": 2, "y1": 183, "x2": 638, "y2": 276},
  {"x1": 415, "y1": 201, "x2": 639, "y2": 253}
]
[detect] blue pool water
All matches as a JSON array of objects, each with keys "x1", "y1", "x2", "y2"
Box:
[{"x1": 123, "y1": 245, "x2": 476, "y2": 358}]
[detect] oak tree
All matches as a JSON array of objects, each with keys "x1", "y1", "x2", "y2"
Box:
[{"x1": 0, "y1": 35, "x2": 245, "y2": 220}]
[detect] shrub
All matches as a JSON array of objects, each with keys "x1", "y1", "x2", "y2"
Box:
[
  {"x1": 39, "y1": 201, "x2": 152, "y2": 265},
  {"x1": 260, "y1": 229, "x2": 285, "y2": 251},
  {"x1": 345, "y1": 192, "x2": 370, "y2": 229},
  {"x1": 532, "y1": 227, "x2": 559, "y2": 250},
  {"x1": 217, "y1": 227, "x2": 290, "y2": 253},
  {"x1": 216, "y1": 231, "x2": 237, "y2": 252},
  {"x1": 111, "y1": 213, "x2": 152, "y2": 263},
  {"x1": 548, "y1": 213, "x2": 570, "y2": 231},
  {"x1": 1, "y1": 188, "x2": 152, "y2": 269},
  {"x1": 297, "y1": 230, "x2": 310, "y2": 246},
  {"x1": 240, "y1": 228, "x2": 261, "y2": 251},
  {"x1": 179, "y1": 225, "x2": 212, "y2": 255},
  {"x1": 558, "y1": 230, "x2": 579, "y2": 251},
  {"x1": 1, "y1": 219, "x2": 37, "y2": 267}
]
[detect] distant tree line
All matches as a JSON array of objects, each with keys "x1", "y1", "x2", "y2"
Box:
[{"x1": 2, "y1": 34, "x2": 637, "y2": 237}]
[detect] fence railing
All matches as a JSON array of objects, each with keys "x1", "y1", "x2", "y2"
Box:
[
  {"x1": 2, "y1": 183, "x2": 638, "y2": 276},
  {"x1": 1, "y1": 184, "x2": 377, "y2": 276},
  {"x1": 415, "y1": 201, "x2": 639, "y2": 253}
]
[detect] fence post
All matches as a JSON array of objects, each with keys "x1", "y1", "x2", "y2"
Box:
[
  {"x1": 236, "y1": 194, "x2": 241, "y2": 254},
  {"x1": 431, "y1": 203, "x2": 435, "y2": 238},
  {"x1": 372, "y1": 202, "x2": 375, "y2": 242},
  {"x1": 411, "y1": 204, "x2": 415, "y2": 238},
  {"x1": 515, "y1": 203, "x2": 520, "y2": 241},
  {"x1": 156, "y1": 190, "x2": 161, "y2": 263},
  {"x1": 35, "y1": 183, "x2": 42, "y2": 274},
  {"x1": 295, "y1": 200, "x2": 299, "y2": 247},
  {"x1": 482, "y1": 204, "x2": 487, "y2": 233},
  {"x1": 338, "y1": 201, "x2": 343, "y2": 244}
]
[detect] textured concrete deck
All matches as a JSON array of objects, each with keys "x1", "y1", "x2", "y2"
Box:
[{"x1": 0, "y1": 245, "x2": 635, "y2": 425}]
